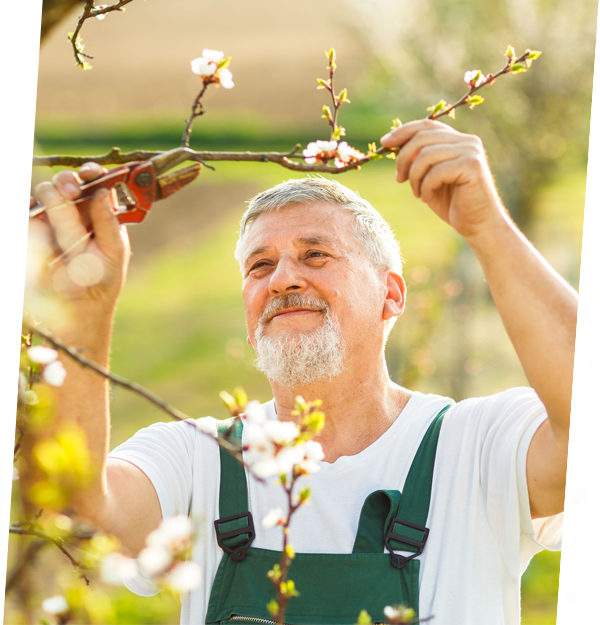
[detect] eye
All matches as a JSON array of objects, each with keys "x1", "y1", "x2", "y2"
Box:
[{"x1": 306, "y1": 251, "x2": 326, "y2": 259}]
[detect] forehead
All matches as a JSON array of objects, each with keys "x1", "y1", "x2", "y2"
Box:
[{"x1": 242, "y1": 202, "x2": 357, "y2": 253}]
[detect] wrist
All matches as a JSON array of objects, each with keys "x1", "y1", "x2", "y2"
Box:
[{"x1": 462, "y1": 210, "x2": 518, "y2": 256}]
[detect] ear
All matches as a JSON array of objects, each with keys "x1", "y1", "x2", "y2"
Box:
[{"x1": 382, "y1": 271, "x2": 406, "y2": 321}]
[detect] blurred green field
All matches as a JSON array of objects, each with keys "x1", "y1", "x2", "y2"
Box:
[{"x1": 20, "y1": 126, "x2": 584, "y2": 623}]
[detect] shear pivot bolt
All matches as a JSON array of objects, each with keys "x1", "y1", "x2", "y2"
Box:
[{"x1": 134, "y1": 172, "x2": 153, "y2": 188}]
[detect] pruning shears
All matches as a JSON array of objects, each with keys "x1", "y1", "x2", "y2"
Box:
[
  {"x1": 29, "y1": 148, "x2": 202, "y2": 264},
  {"x1": 30, "y1": 147, "x2": 201, "y2": 226}
]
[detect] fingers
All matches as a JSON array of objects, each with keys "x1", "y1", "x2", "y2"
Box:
[
  {"x1": 35, "y1": 181, "x2": 89, "y2": 257},
  {"x1": 88, "y1": 188, "x2": 126, "y2": 258},
  {"x1": 395, "y1": 130, "x2": 468, "y2": 183},
  {"x1": 380, "y1": 118, "x2": 455, "y2": 148},
  {"x1": 419, "y1": 158, "x2": 470, "y2": 205},
  {"x1": 78, "y1": 162, "x2": 107, "y2": 183},
  {"x1": 407, "y1": 145, "x2": 463, "y2": 198}
]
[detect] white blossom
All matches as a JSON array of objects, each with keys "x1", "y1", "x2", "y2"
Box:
[
  {"x1": 147, "y1": 515, "x2": 193, "y2": 551},
  {"x1": 191, "y1": 57, "x2": 217, "y2": 77},
  {"x1": 262, "y1": 507, "x2": 284, "y2": 529},
  {"x1": 43, "y1": 360, "x2": 67, "y2": 387},
  {"x1": 28, "y1": 346, "x2": 58, "y2": 364},
  {"x1": 202, "y1": 49, "x2": 224, "y2": 63},
  {"x1": 463, "y1": 69, "x2": 486, "y2": 88},
  {"x1": 218, "y1": 68, "x2": 234, "y2": 89},
  {"x1": 243, "y1": 401, "x2": 268, "y2": 425},
  {"x1": 25, "y1": 390, "x2": 39, "y2": 406},
  {"x1": 335, "y1": 141, "x2": 364, "y2": 167},
  {"x1": 12, "y1": 466, "x2": 19, "y2": 481},
  {"x1": 275, "y1": 444, "x2": 306, "y2": 474},
  {"x1": 303, "y1": 140, "x2": 338, "y2": 164},
  {"x1": 264, "y1": 420, "x2": 299, "y2": 445},
  {"x1": 101, "y1": 552, "x2": 138, "y2": 585},
  {"x1": 250, "y1": 456, "x2": 281, "y2": 479},
  {"x1": 167, "y1": 561, "x2": 203, "y2": 592},
  {"x1": 42, "y1": 595, "x2": 69, "y2": 615},
  {"x1": 138, "y1": 545, "x2": 173, "y2": 576},
  {"x1": 95, "y1": 4, "x2": 109, "y2": 19},
  {"x1": 298, "y1": 439, "x2": 324, "y2": 474}
]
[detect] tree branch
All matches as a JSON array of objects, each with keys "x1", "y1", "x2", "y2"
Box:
[
  {"x1": 70, "y1": 1, "x2": 137, "y2": 69},
  {"x1": 26, "y1": 324, "x2": 248, "y2": 462},
  {"x1": 32, "y1": 145, "x2": 389, "y2": 172}
]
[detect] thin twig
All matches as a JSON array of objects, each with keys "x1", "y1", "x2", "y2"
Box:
[
  {"x1": 9, "y1": 527, "x2": 90, "y2": 585},
  {"x1": 429, "y1": 50, "x2": 536, "y2": 121},
  {"x1": 181, "y1": 82, "x2": 210, "y2": 147},
  {"x1": 26, "y1": 324, "x2": 248, "y2": 462}
]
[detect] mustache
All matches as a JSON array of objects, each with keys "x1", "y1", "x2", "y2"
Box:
[{"x1": 258, "y1": 293, "x2": 329, "y2": 326}]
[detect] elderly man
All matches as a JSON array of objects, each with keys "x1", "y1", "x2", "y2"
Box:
[{"x1": 31, "y1": 120, "x2": 575, "y2": 624}]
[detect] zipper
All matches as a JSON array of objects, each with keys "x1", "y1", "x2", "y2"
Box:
[
  {"x1": 228, "y1": 617, "x2": 279, "y2": 624},
  {"x1": 228, "y1": 617, "x2": 383, "y2": 625}
]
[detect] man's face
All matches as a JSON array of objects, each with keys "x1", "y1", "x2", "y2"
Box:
[{"x1": 240, "y1": 202, "x2": 404, "y2": 377}]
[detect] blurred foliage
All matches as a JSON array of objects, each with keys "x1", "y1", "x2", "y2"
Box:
[{"x1": 342, "y1": 0, "x2": 596, "y2": 231}]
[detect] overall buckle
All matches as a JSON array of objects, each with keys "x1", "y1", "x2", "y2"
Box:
[
  {"x1": 384, "y1": 517, "x2": 429, "y2": 569},
  {"x1": 214, "y1": 512, "x2": 255, "y2": 562}
]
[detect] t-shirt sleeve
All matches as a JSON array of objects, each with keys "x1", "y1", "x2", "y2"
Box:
[
  {"x1": 107, "y1": 418, "x2": 202, "y2": 596},
  {"x1": 476, "y1": 388, "x2": 563, "y2": 576}
]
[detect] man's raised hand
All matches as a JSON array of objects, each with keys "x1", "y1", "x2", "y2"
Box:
[
  {"x1": 32, "y1": 162, "x2": 130, "y2": 310},
  {"x1": 380, "y1": 119, "x2": 509, "y2": 241}
]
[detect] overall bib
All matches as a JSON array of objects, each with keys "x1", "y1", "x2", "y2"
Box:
[{"x1": 205, "y1": 405, "x2": 450, "y2": 625}]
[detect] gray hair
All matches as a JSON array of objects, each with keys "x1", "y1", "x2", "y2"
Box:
[{"x1": 234, "y1": 177, "x2": 403, "y2": 273}]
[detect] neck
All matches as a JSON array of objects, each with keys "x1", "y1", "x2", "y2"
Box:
[{"x1": 269, "y1": 353, "x2": 413, "y2": 462}]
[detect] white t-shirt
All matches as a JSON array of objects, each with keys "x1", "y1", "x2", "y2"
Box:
[{"x1": 108, "y1": 387, "x2": 563, "y2": 625}]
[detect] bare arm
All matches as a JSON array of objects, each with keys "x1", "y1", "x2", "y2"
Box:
[
  {"x1": 23, "y1": 165, "x2": 162, "y2": 554},
  {"x1": 381, "y1": 119, "x2": 577, "y2": 518}
]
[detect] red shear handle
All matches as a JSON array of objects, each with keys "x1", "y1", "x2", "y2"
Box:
[{"x1": 29, "y1": 160, "x2": 159, "y2": 228}]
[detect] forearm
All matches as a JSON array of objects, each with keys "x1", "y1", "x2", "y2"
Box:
[
  {"x1": 21, "y1": 305, "x2": 115, "y2": 519},
  {"x1": 465, "y1": 214, "x2": 578, "y2": 432}
]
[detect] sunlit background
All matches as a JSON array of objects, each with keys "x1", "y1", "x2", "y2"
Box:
[{"x1": 8, "y1": 0, "x2": 596, "y2": 622}]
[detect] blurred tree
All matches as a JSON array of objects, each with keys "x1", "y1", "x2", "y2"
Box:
[
  {"x1": 343, "y1": 0, "x2": 597, "y2": 231},
  {"x1": 41, "y1": 0, "x2": 83, "y2": 42}
]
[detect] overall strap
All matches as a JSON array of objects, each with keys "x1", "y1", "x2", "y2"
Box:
[
  {"x1": 352, "y1": 404, "x2": 452, "y2": 567},
  {"x1": 214, "y1": 418, "x2": 255, "y2": 561}
]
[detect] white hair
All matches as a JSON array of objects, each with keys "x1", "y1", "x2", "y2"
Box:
[{"x1": 234, "y1": 177, "x2": 404, "y2": 274}]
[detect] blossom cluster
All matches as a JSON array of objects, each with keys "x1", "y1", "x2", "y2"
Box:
[
  {"x1": 19, "y1": 345, "x2": 67, "y2": 394},
  {"x1": 191, "y1": 49, "x2": 234, "y2": 89},
  {"x1": 242, "y1": 401, "x2": 325, "y2": 479},
  {"x1": 101, "y1": 515, "x2": 202, "y2": 593},
  {"x1": 303, "y1": 140, "x2": 365, "y2": 168}
]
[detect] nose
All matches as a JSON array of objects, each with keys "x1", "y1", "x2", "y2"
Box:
[{"x1": 268, "y1": 255, "x2": 307, "y2": 296}]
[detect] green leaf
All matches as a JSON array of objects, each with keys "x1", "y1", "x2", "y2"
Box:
[
  {"x1": 467, "y1": 95, "x2": 484, "y2": 106},
  {"x1": 232, "y1": 387, "x2": 247, "y2": 410},
  {"x1": 356, "y1": 609, "x2": 373, "y2": 624},
  {"x1": 526, "y1": 49, "x2": 542, "y2": 60},
  {"x1": 511, "y1": 63, "x2": 527, "y2": 73},
  {"x1": 505, "y1": 44, "x2": 516, "y2": 59},
  {"x1": 427, "y1": 99, "x2": 448, "y2": 115},
  {"x1": 267, "y1": 600, "x2": 279, "y2": 617},
  {"x1": 299, "y1": 487, "x2": 311, "y2": 504}
]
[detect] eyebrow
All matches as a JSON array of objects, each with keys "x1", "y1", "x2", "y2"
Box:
[{"x1": 243, "y1": 236, "x2": 338, "y2": 267}]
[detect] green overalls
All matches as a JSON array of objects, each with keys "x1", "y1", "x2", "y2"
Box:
[{"x1": 205, "y1": 405, "x2": 450, "y2": 625}]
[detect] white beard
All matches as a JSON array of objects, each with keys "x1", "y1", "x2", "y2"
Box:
[{"x1": 254, "y1": 295, "x2": 346, "y2": 388}]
